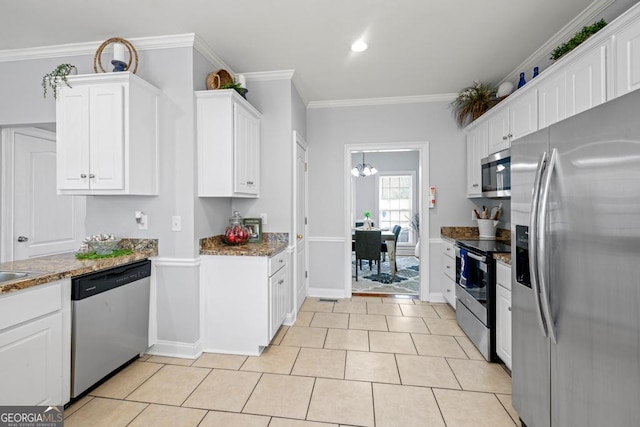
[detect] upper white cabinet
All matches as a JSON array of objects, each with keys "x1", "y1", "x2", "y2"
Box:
[
  {"x1": 537, "y1": 71, "x2": 567, "y2": 129},
  {"x1": 56, "y1": 72, "x2": 159, "y2": 195},
  {"x1": 615, "y1": 16, "x2": 640, "y2": 97},
  {"x1": 466, "y1": 121, "x2": 488, "y2": 197},
  {"x1": 487, "y1": 89, "x2": 538, "y2": 155},
  {"x1": 565, "y1": 40, "x2": 610, "y2": 117},
  {"x1": 196, "y1": 90, "x2": 261, "y2": 197}
]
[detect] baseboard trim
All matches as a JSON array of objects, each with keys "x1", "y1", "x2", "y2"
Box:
[
  {"x1": 307, "y1": 287, "x2": 348, "y2": 299},
  {"x1": 146, "y1": 339, "x2": 202, "y2": 359},
  {"x1": 283, "y1": 312, "x2": 296, "y2": 326},
  {"x1": 153, "y1": 257, "x2": 201, "y2": 268},
  {"x1": 429, "y1": 292, "x2": 446, "y2": 303}
]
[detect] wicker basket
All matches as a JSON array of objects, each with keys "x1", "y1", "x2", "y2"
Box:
[{"x1": 206, "y1": 69, "x2": 233, "y2": 90}]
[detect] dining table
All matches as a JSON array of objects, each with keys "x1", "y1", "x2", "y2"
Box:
[{"x1": 352, "y1": 227, "x2": 397, "y2": 281}]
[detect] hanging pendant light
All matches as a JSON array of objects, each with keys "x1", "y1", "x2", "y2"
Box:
[{"x1": 351, "y1": 152, "x2": 378, "y2": 177}]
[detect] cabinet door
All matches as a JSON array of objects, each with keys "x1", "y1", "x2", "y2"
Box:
[
  {"x1": 538, "y1": 71, "x2": 567, "y2": 128},
  {"x1": 487, "y1": 108, "x2": 510, "y2": 154},
  {"x1": 466, "y1": 122, "x2": 488, "y2": 197},
  {"x1": 234, "y1": 103, "x2": 260, "y2": 195},
  {"x1": 269, "y1": 266, "x2": 287, "y2": 340},
  {"x1": 615, "y1": 20, "x2": 640, "y2": 97},
  {"x1": 89, "y1": 84, "x2": 125, "y2": 190},
  {"x1": 495, "y1": 284, "x2": 512, "y2": 369},
  {"x1": 443, "y1": 273, "x2": 456, "y2": 309},
  {"x1": 0, "y1": 312, "x2": 63, "y2": 405},
  {"x1": 565, "y1": 42, "x2": 608, "y2": 117},
  {"x1": 57, "y1": 86, "x2": 90, "y2": 190},
  {"x1": 510, "y1": 89, "x2": 538, "y2": 141}
]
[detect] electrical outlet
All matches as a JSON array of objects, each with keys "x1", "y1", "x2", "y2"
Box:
[
  {"x1": 136, "y1": 211, "x2": 148, "y2": 230},
  {"x1": 260, "y1": 213, "x2": 267, "y2": 225},
  {"x1": 171, "y1": 216, "x2": 181, "y2": 232}
]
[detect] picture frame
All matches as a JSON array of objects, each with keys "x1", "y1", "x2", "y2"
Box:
[{"x1": 243, "y1": 218, "x2": 263, "y2": 243}]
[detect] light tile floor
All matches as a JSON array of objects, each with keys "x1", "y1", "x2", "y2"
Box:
[{"x1": 64, "y1": 297, "x2": 519, "y2": 427}]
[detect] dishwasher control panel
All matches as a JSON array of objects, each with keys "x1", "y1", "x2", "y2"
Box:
[{"x1": 71, "y1": 260, "x2": 151, "y2": 300}]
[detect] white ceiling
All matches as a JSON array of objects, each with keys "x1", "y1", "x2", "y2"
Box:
[{"x1": 0, "y1": 0, "x2": 634, "y2": 103}]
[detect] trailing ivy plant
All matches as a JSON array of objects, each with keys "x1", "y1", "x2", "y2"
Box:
[
  {"x1": 220, "y1": 78, "x2": 248, "y2": 98},
  {"x1": 550, "y1": 19, "x2": 607, "y2": 61},
  {"x1": 42, "y1": 63, "x2": 76, "y2": 99}
]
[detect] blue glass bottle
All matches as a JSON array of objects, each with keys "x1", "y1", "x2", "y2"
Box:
[
  {"x1": 533, "y1": 67, "x2": 539, "y2": 78},
  {"x1": 518, "y1": 72, "x2": 526, "y2": 88}
]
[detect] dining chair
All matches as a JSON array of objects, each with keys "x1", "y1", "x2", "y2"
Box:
[
  {"x1": 354, "y1": 230, "x2": 381, "y2": 280},
  {"x1": 381, "y1": 225, "x2": 402, "y2": 271}
]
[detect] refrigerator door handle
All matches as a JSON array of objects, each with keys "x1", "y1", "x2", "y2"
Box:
[
  {"x1": 538, "y1": 148, "x2": 558, "y2": 344},
  {"x1": 529, "y1": 151, "x2": 549, "y2": 338}
]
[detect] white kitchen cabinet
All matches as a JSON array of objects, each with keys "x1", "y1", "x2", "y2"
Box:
[
  {"x1": 615, "y1": 16, "x2": 640, "y2": 97},
  {"x1": 466, "y1": 122, "x2": 488, "y2": 198},
  {"x1": 200, "y1": 249, "x2": 290, "y2": 355},
  {"x1": 538, "y1": 71, "x2": 567, "y2": 129},
  {"x1": 487, "y1": 89, "x2": 538, "y2": 154},
  {"x1": 196, "y1": 90, "x2": 261, "y2": 197},
  {"x1": 495, "y1": 261, "x2": 512, "y2": 369},
  {"x1": 0, "y1": 279, "x2": 71, "y2": 405},
  {"x1": 565, "y1": 40, "x2": 609, "y2": 117},
  {"x1": 441, "y1": 239, "x2": 456, "y2": 309},
  {"x1": 56, "y1": 72, "x2": 159, "y2": 195}
]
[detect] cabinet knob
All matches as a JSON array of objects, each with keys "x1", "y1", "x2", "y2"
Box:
[
  {"x1": 508, "y1": 133, "x2": 513, "y2": 138},
  {"x1": 297, "y1": 234, "x2": 303, "y2": 240},
  {"x1": 446, "y1": 247, "x2": 451, "y2": 252},
  {"x1": 247, "y1": 181, "x2": 253, "y2": 185},
  {"x1": 508, "y1": 306, "x2": 512, "y2": 311},
  {"x1": 446, "y1": 265, "x2": 451, "y2": 269},
  {"x1": 80, "y1": 174, "x2": 87, "y2": 178},
  {"x1": 278, "y1": 279, "x2": 284, "y2": 285},
  {"x1": 472, "y1": 184, "x2": 479, "y2": 187},
  {"x1": 89, "y1": 174, "x2": 95, "y2": 179},
  {"x1": 17, "y1": 236, "x2": 29, "y2": 242},
  {"x1": 446, "y1": 289, "x2": 451, "y2": 292},
  {"x1": 279, "y1": 259, "x2": 284, "y2": 264},
  {"x1": 502, "y1": 136, "x2": 508, "y2": 140}
]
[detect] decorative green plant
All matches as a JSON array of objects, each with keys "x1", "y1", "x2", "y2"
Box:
[
  {"x1": 550, "y1": 19, "x2": 607, "y2": 60},
  {"x1": 220, "y1": 78, "x2": 248, "y2": 98},
  {"x1": 363, "y1": 211, "x2": 371, "y2": 219},
  {"x1": 450, "y1": 81, "x2": 498, "y2": 128},
  {"x1": 42, "y1": 63, "x2": 76, "y2": 99}
]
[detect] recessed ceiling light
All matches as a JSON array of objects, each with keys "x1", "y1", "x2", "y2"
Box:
[{"x1": 351, "y1": 40, "x2": 368, "y2": 52}]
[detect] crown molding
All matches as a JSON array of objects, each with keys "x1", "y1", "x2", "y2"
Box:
[
  {"x1": 307, "y1": 93, "x2": 456, "y2": 109},
  {"x1": 193, "y1": 34, "x2": 235, "y2": 74},
  {"x1": 0, "y1": 33, "x2": 197, "y2": 63},
  {"x1": 243, "y1": 70, "x2": 295, "y2": 81},
  {"x1": 500, "y1": 0, "x2": 615, "y2": 86}
]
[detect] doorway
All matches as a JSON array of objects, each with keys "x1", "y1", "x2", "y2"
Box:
[
  {"x1": 344, "y1": 142, "x2": 430, "y2": 300},
  {"x1": 1, "y1": 127, "x2": 86, "y2": 262}
]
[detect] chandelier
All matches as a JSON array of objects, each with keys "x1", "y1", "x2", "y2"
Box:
[{"x1": 351, "y1": 152, "x2": 378, "y2": 177}]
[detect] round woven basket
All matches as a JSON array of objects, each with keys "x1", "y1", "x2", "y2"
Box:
[{"x1": 206, "y1": 69, "x2": 233, "y2": 90}]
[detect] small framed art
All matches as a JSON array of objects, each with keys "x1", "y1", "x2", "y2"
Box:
[{"x1": 243, "y1": 218, "x2": 263, "y2": 243}]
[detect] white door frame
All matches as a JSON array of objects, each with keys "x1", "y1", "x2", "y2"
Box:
[
  {"x1": 344, "y1": 141, "x2": 430, "y2": 300},
  {"x1": 292, "y1": 131, "x2": 309, "y2": 313}
]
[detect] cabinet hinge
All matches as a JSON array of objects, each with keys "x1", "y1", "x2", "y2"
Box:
[
  {"x1": 305, "y1": 217, "x2": 308, "y2": 225},
  {"x1": 304, "y1": 162, "x2": 308, "y2": 172},
  {"x1": 305, "y1": 271, "x2": 308, "y2": 278}
]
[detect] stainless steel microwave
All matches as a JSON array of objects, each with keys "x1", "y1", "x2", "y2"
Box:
[{"x1": 481, "y1": 148, "x2": 510, "y2": 198}]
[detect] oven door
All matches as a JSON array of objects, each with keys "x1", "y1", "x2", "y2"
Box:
[{"x1": 455, "y1": 247, "x2": 489, "y2": 325}]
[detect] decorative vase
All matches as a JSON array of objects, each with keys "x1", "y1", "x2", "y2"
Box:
[
  {"x1": 364, "y1": 217, "x2": 372, "y2": 230},
  {"x1": 533, "y1": 67, "x2": 539, "y2": 78},
  {"x1": 414, "y1": 239, "x2": 420, "y2": 258},
  {"x1": 517, "y1": 72, "x2": 526, "y2": 89}
]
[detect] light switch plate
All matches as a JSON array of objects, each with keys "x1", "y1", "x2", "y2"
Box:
[
  {"x1": 171, "y1": 216, "x2": 181, "y2": 231},
  {"x1": 260, "y1": 213, "x2": 267, "y2": 225}
]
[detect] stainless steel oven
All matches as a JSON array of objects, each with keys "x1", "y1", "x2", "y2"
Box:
[{"x1": 454, "y1": 239, "x2": 510, "y2": 362}]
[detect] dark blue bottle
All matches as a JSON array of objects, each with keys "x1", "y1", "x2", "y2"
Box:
[
  {"x1": 533, "y1": 67, "x2": 539, "y2": 78},
  {"x1": 518, "y1": 72, "x2": 526, "y2": 88}
]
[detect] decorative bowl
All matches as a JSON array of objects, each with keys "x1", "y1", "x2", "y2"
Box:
[{"x1": 89, "y1": 239, "x2": 121, "y2": 255}]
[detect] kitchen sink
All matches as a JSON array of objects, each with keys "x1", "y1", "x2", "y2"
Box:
[{"x1": 0, "y1": 271, "x2": 31, "y2": 283}]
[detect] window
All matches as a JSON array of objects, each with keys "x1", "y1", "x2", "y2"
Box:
[{"x1": 378, "y1": 172, "x2": 416, "y2": 244}]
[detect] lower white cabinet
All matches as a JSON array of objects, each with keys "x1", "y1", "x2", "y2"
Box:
[
  {"x1": 441, "y1": 240, "x2": 456, "y2": 309},
  {"x1": 201, "y1": 250, "x2": 291, "y2": 355},
  {"x1": 0, "y1": 279, "x2": 71, "y2": 405},
  {"x1": 495, "y1": 261, "x2": 512, "y2": 369}
]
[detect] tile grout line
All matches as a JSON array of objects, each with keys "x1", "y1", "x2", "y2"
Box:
[
  {"x1": 494, "y1": 393, "x2": 519, "y2": 426},
  {"x1": 239, "y1": 371, "x2": 264, "y2": 414},
  {"x1": 177, "y1": 366, "x2": 214, "y2": 407}
]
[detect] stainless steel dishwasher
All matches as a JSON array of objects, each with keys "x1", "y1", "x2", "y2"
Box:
[{"x1": 71, "y1": 260, "x2": 151, "y2": 398}]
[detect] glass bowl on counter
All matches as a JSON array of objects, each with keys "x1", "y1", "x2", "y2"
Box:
[{"x1": 89, "y1": 239, "x2": 121, "y2": 255}]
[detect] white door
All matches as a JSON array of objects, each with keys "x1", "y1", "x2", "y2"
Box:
[
  {"x1": 2, "y1": 128, "x2": 86, "y2": 261},
  {"x1": 294, "y1": 132, "x2": 308, "y2": 312}
]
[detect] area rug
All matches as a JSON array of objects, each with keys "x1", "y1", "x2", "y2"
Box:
[{"x1": 352, "y1": 256, "x2": 420, "y2": 295}]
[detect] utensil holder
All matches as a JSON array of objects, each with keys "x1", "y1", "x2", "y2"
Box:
[{"x1": 477, "y1": 219, "x2": 498, "y2": 239}]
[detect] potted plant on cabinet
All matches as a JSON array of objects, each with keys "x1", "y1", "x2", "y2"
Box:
[{"x1": 41, "y1": 63, "x2": 77, "y2": 99}]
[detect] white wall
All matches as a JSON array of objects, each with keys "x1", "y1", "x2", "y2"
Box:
[{"x1": 307, "y1": 101, "x2": 479, "y2": 298}]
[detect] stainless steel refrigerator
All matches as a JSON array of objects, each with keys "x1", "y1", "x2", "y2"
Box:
[{"x1": 511, "y1": 89, "x2": 640, "y2": 427}]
